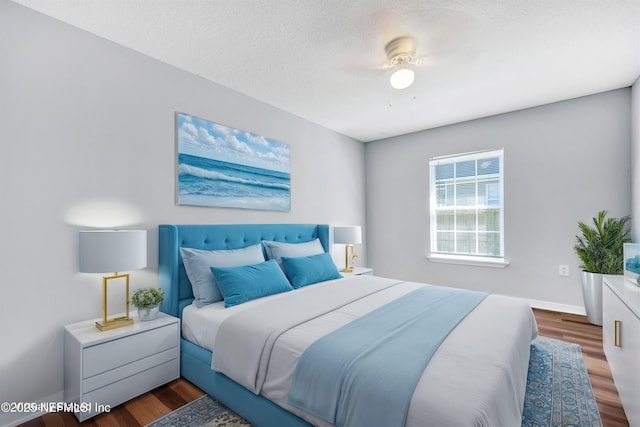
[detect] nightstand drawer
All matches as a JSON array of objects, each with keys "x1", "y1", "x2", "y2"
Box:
[
  {"x1": 83, "y1": 347, "x2": 178, "y2": 393},
  {"x1": 82, "y1": 359, "x2": 178, "y2": 420},
  {"x1": 83, "y1": 323, "x2": 178, "y2": 378}
]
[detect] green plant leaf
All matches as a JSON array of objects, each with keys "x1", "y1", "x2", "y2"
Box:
[
  {"x1": 574, "y1": 210, "x2": 631, "y2": 274},
  {"x1": 131, "y1": 287, "x2": 166, "y2": 309}
]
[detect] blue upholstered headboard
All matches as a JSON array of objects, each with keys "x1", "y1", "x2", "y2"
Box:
[{"x1": 158, "y1": 224, "x2": 330, "y2": 318}]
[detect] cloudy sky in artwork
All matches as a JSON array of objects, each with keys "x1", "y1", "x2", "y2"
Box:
[{"x1": 177, "y1": 113, "x2": 290, "y2": 173}]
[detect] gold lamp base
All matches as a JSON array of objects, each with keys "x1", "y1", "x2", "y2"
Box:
[
  {"x1": 340, "y1": 244, "x2": 356, "y2": 273},
  {"x1": 96, "y1": 316, "x2": 134, "y2": 331},
  {"x1": 96, "y1": 272, "x2": 134, "y2": 332}
]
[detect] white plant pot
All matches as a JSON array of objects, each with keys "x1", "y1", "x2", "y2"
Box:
[
  {"x1": 137, "y1": 306, "x2": 159, "y2": 321},
  {"x1": 580, "y1": 271, "x2": 603, "y2": 326}
]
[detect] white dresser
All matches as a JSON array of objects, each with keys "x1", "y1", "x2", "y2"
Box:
[
  {"x1": 64, "y1": 312, "x2": 180, "y2": 421},
  {"x1": 603, "y1": 275, "x2": 640, "y2": 427}
]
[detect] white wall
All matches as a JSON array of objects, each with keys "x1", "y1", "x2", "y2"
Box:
[
  {"x1": 632, "y1": 77, "x2": 640, "y2": 240},
  {"x1": 366, "y1": 89, "x2": 632, "y2": 310},
  {"x1": 0, "y1": 2, "x2": 365, "y2": 426}
]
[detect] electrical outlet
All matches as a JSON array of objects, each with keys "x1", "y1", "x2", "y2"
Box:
[{"x1": 559, "y1": 264, "x2": 569, "y2": 277}]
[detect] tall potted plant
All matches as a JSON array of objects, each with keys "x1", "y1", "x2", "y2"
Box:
[{"x1": 575, "y1": 210, "x2": 630, "y2": 325}]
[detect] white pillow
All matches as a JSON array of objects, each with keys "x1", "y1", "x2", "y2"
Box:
[
  {"x1": 262, "y1": 239, "x2": 325, "y2": 268},
  {"x1": 180, "y1": 244, "x2": 265, "y2": 307}
]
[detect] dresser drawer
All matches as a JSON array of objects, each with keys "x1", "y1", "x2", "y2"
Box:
[
  {"x1": 83, "y1": 323, "x2": 178, "y2": 378},
  {"x1": 603, "y1": 276, "x2": 640, "y2": 427}
]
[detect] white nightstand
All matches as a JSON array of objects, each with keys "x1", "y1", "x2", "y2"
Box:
[
  {"x1": 342, "y1": 267, "x2": 373, "y2": 276},
  {"x1": 64, "y1": 312, "x2": 180, "y2": 421}
]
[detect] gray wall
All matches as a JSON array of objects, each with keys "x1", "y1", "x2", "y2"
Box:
[
  {"x1": 632, "y1": 77, "x2": 640, "y2": 240},
  {"x1": 0, "y1": 3, "x2": 365, "y2": 425},
  {"x1": 366, "y1": 89, "x2": 632, "y2": 309}
]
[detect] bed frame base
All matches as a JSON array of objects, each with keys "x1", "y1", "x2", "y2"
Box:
[{"x1": 181, "y1": 339, "x2": 311, "y2": 427}]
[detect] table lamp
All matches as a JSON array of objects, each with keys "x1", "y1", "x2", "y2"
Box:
[
  {"x1": 334, "y1": 226, "x2": 362, "y2": 273},
  {"x1": 79, "y1": 229, "x2": 147, "y2": 331}
]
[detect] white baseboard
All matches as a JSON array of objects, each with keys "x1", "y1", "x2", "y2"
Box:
[
  {"x1": 0, "y1": 389, "x2": 64, "y2": 427},
  {"x1": 526, "y1": 298, "x2": 586, "y2": 316}
]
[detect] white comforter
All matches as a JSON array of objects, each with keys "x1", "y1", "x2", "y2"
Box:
[{"x1": 184, "y1": 275, "x2": 538, "y2": 427}]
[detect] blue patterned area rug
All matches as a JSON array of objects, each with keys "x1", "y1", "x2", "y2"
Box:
[
  {"x1": 147, "y1": 337, "x2": 601, "y2": 427},
  {"x1": 146, "y1": 394, "x2": 250, "y2": 427},
  {"x1": 523, "y1": 337, "x2": 602, "y2": 427}
]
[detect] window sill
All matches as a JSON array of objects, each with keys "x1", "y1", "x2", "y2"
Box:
[{"x1": 426, "y1": 254, "x2": 509, "y2": 268}]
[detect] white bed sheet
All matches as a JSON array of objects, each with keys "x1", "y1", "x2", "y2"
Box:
[
  {"x1": 182, "y1": 281, "x2": 302, "y2": 350},
  {"x1": 182, "y1": 275, "x2": 538, "y2": 427}
]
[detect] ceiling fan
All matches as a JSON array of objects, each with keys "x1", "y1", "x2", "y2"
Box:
[{"x1": 383, "y1": 36, "x2": 425, "y2": 90}]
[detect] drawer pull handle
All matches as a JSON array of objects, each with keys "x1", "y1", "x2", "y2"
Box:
[{"x1": 614, "y1": 320, "x2": 622, "y2": 347}]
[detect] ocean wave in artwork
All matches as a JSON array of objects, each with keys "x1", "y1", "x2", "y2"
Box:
[{"x1": 179, "y1": 164, "x2": 290, "y2": 191}]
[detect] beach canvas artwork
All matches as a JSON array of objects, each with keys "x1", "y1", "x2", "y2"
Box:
[
  {"x1": 624, "y1": 243, "x2": 640, "y2": 285},
  {"x1": 176, "y1": 113, "x2": 290, "y2": 211}
]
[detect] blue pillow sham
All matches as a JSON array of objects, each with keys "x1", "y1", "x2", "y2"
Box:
[
  {"x1": 281, "y1": 252, "x2": 343, "y2": 288},
  {"x1": 262, "y1": 239, "x2": 325, "y2": 267},
  {"x1": 180, "y1": 244, "x2": 265, "y2": 307},
  {"x1": 211, "y1": 259, "x2": 293, "y2": 308}
]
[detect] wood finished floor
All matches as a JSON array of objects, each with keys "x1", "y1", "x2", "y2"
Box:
[
  {"x1": 20, "y1": 309, "x2": 629, "y2": 427},
  {"x1": 534, "y1": 309, "x2": 629, "y2": 427}
]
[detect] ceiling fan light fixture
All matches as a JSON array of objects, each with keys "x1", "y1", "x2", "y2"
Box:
[{"x1": 390, "y1": 67, "x2": 415, "y2": 89}]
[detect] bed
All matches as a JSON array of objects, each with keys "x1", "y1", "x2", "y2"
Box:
[{"x1": 158, "y1": 223, "x2": 538, "y2": 427}]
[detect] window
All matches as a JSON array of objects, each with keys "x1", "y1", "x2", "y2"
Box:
[{"x1": 429, "y1": 149, "x2": 505, "y2": 266}]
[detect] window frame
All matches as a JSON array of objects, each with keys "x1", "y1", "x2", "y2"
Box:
[{"x1": 428, "y1": 149, "x2": 508, "y2": 268}]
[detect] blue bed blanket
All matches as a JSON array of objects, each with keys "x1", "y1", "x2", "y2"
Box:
[{"x1": 287, "y1": 285, "x2": 487, "y2": 427}]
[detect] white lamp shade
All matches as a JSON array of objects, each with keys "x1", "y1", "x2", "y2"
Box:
[
  {"x1": 334, "y1": 226, "x2": 362, "y2": 245},
  {"x1": 79, "y1": 230, "x2": 147, "y2": 273},
  {"x1": 390, "y1": 67, "x2": 415, "y2": 89}
]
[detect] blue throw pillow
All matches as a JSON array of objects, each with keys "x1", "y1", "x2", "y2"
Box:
[
  {"x1": 211, "y1": 259, "x2": 293, "y2": 308},
  {"x1": 281, "y1": 253, "x2": 343, "y2": 288}
]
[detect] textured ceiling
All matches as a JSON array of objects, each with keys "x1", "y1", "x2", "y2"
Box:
[{"x1": 11, "y1": 0, "x2": 640, "y2": 142}]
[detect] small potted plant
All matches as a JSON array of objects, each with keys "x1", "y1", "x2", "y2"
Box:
[
  {"x1": 575, "y1": 210, "x2": 630, "y2": 325},
  {"x1": 131, "y1": 287, "x2": 165, "y2": 321}
]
